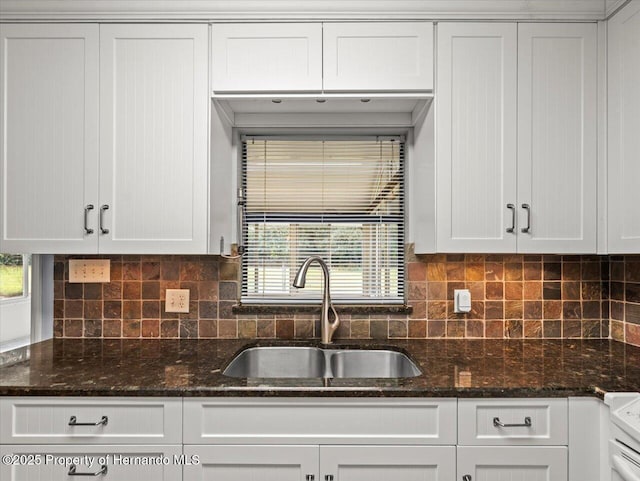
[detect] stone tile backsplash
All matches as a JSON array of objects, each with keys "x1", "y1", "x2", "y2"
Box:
[
  {"x1": 52, "y1": 248, "x2": 640, "y2": 347},
  {"x1": 610, "y1": 255, "x2": 640, "y2": 347}
]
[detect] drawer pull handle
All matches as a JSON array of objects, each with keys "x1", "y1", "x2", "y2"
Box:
[
  {"x1": 325, "y1": 476, "x2": 334, "y2": 481},
  {"x1": 69, "y1": 415, "x2": 108, "y2": 426},
  {"x1": 68, "y1": 464, "x2": 107, "y2": 476},
  {"x1": 493, "y1": 416, "x2": 532, "y2": 428},
  {"x1": 306, "y1": 476, "x2": 315, "y2": 481}
]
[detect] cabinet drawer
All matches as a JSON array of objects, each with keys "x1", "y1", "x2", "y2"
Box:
[
  {"x1": 458, "y1": 446, "x2": 568, "y2": 480},
  {"x1": 0, "y1": 444, "x2": 182, "y2": 481},
  {"x1": 458, "y1": 398, "x2": 568, "y2": 445},
  {"x1": 0, "y1": 397, "x2": 182, "y2": 444},
  {"x1": 183, "y1": 445, "x2": 318, "y2": 481},
  {"x1": 184, "y1": 397, "x2": 457, "y2": 445}
]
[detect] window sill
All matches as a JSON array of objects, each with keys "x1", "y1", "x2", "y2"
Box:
[{"x1": 232, "y1": 303, "x2": 412, "y2": 316}]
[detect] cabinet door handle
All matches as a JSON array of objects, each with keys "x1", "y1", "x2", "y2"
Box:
[
  {"x1": 506, "y1": 203, "x2": 516, "y2": 233},
  {"x1": 68, "y1": 464, "x2": 108, "y2": 476},
  {"x1": 99, "y1": 205, "x2": 110, "y2": 234},
  {"x1": 521, "y1": 204, "x2": 531, "y2": 233},
  {"x1": 325, "y1": 476, "x2": 334, "y2": 481},
  {"x1": 493, "y1": 416, "x2": 532, "y2": 428},
  {"x1": 306, "y1": 476, "x2": 315, "y2": 481},
  {"x1": 84, "y1": 205, "x2": 95, "y2": 234},
  {"x1": 69, "y1": 415, "x2": 108, "y2": 426},
  {"x1": 463, "y1": 476, "x2": 472, "y2": 481}
]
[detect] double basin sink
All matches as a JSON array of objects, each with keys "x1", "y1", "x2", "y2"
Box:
[{"x1": 223, "y1": 346, "x2": 421, "y2": 379}]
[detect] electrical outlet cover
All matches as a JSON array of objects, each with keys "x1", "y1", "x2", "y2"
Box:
[
  {"x1": 69, "y1": 259, "x2": 111, "y2": 283},
  {"x1": 166, "y1": 289, "x2": 190, "y2": 313}
]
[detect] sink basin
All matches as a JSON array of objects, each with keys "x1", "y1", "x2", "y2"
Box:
[
  {"x1": 222, "y1": 346, "x2": 421, "y2": 379},
  {"x1": 330, "y1": 350, "x2": 421, "y2": 378},
  {"x1": 222, "y1": 347, "x2": 327, "y2": 378}
]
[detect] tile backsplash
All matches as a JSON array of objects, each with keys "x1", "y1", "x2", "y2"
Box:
[
  {"x1": 53, "y1": 248, "x2": 640, "y2": 346},
  {"x1": 610, "y1": 255, "x2": 640, "y2": 347}
]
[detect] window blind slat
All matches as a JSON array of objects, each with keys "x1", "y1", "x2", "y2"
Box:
[{"x1": 241, "y1": 138, "x2": 405, "y2": 304}]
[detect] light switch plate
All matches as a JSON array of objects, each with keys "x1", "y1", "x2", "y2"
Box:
[
  {"x1": 69, "y1": 259, "x2": 110, "y2": 283},
  {"x1": 166, "y1": 289, "x2": 190, "y2": 313},
  {"x1": 454, "y1": 288, "x2": 472, "y2": 313}
]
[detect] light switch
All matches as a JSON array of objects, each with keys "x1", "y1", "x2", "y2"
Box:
[
  {"x1": 454, "y1": 289, "x2": 471, "y2": 313},
  {"x1": 69, "y1": 259, "x2": 110, "y2": 283}
]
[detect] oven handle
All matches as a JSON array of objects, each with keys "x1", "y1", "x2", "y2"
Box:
[{"x1": 613, "y1": 454, "x2": 640, "y2": 481}]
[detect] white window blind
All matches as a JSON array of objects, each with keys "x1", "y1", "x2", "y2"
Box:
[{"x1": 241, "y1": 136, "x2": 405, "y2": 304}]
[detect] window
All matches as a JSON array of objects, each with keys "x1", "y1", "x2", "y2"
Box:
[
  {"x1": 241, "y1": 136, "x2": 405, "y2": 304},
  {"x1": 0, "y1": 254, "x2": 31, "y2": 301},
  {"x1": 0, "y1": 253, "x2": 32, "y2": 353}
]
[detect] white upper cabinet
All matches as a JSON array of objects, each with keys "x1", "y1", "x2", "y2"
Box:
[
  {"x1": 99, "y1": 24, "x2": 208, "y2": 254},
  {"x1": 517, "y1": 23, "x2": 597, "y2": 253},
  {"x1": 436, "y1": 23, "x2": 518, "y2": 253},
  {"x1": 0, "y1": 24, "x2": 99, "y2": 254},
  {"x1": 323, "y1": 22, "x2": 434, "y2": 91},
  {"x1": 211, "y1": 22, "x2": 433, "y2": 93},
  {"x1": 211, "y1": 23, "x2": 322, "y2": 92},
  {"x1": 435, "y1": 22, "x2": 598, "y2": 254},
  {"x1": 608, "y1": 0, "x2": 640, "y2": 253}
]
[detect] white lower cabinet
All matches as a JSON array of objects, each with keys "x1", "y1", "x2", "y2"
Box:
[
  {"x1": 457, "y1": 399, "x2": 569, "y2": 481},
  {"x1": 0, "y1": 396, "x2": 598, "y2": 481},
  {"x1": 457, "y1": 446, "x2": 568, "y2": 481},
  {"x1": 183, "y1": 445, "x2": 456, "y2": 481},
  {"x1": 183, "y1": 445, "x2": 318, "y2": 481},
  {"x1": 320, "y1": 445, "x2": 456, "y2": 481},
  {"x1": 0, "y1": 444, "x2": 182, "y2": 481}
]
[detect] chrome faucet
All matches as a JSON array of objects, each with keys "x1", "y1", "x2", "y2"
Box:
[{"x1": 292, "y1": 256, "x2": 340, "y2": 344}]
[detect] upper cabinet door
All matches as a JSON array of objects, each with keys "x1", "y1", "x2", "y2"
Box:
[
  {"x1": 436, "y1": 23, "x2": 518, "y2": 253},
  {"x1": 608, "y1": 0, "x2": 640, "y2": 253},
  {"x1": 99, "y1": 24, "x2": 208, "y2": 254},
  {"x1": 517, "y1": 23, "x2": 597, "y2": 254},
  {"x1": 211, "y1": 23, "x2": 322, "y2": 92},
  {"x1": 323, "y1": 22, "x2": 434, "y2": 91},
  {"x1": 0, "y1": 24, "x2": 99, "y2": 254}
]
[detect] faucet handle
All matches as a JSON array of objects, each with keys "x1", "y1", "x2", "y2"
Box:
[{"x1": 327, "y1": 303, "x2": 340, "y2": 342}]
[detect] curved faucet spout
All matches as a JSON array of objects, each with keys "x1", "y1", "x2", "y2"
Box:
[{"x1": 293, "y1": 256, "x2": 340, "y2": 344}]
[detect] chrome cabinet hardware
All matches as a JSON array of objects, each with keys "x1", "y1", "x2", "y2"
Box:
[
  {"x1": 84, "y1": 205, "x2": 94, "y2": 234},
  {"x1": 506, "y1": 203, "x2": 516, "y2": 233},
  {"x1": 463, "y1": 476, "x2": 472, "y2": 481},
  {"x1": 521, "y1": 203, "x2": 531, "y2": 233},
  {"x1": 325, "y1": 476, "x2": 334, "y2": 481},
  {"x1": 493, "y1": 416, "x2": 532, "y2": 428},
  {"x1": 68, "y1": 464, "x2": 107, "y2": 476},
  {"x1": 99, "y1": 205, "x2": 109, "y2": 234},
  {"x1": 68, "y1": 415, "x2": 108, "y2": 426},
  {"x1": 306, "y1": 476, "x2": 315, "y2": 481}
]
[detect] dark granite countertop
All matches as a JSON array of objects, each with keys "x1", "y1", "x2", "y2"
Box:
[{"x1": 1, "y1": 339, "x2": 639, "y2": 399}]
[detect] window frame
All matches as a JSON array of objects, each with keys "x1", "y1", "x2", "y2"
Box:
[
  {"x1": 0, "y1": 254, "x2": 30, "y2": 305},
  {"x1": 238, "y1": 134, "x2": 407, "y2": 306}
]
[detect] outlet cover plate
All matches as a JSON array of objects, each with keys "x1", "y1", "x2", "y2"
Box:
[
  {"x1": 69, "y1": 259, "x2": 111, "y2": 283},
  {"x1": 166, "y1": 289, "x2": 190, "y2": 313}
]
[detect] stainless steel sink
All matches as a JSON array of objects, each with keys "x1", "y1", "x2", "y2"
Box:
[
  {"x1": 222, "y1": 346, "x2": 421, "y2": 379},
  {"x1": 329, "y1": 349, "x2": 421, "y2": 378},
  {"x1": 223, "y1": 347, "x2": 327, "y2": 378}
]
